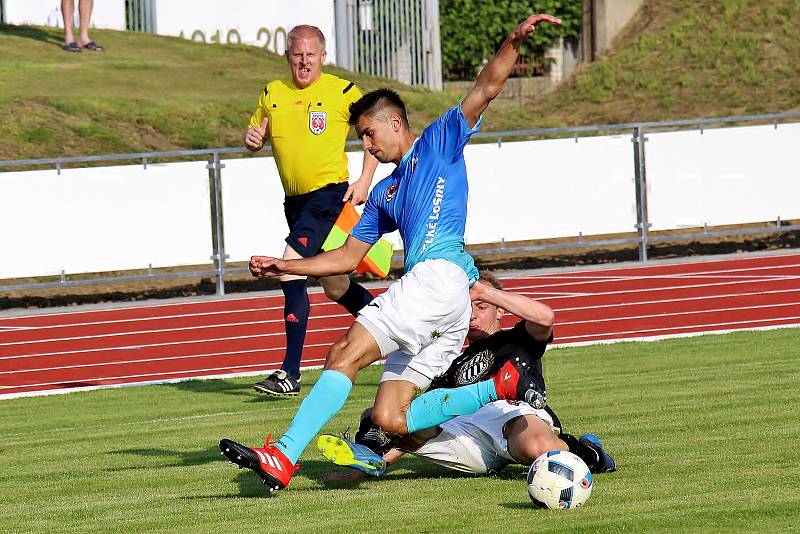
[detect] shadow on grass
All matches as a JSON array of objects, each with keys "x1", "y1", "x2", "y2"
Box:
[
  {"x1": 163, "y1": 378, "x2": 256, "y2": 397},
  {"x1": 107, "y1": 444, "x2": 221, "y2": 471},
  {"x1": 0, "y1": 24, "x2": 63, "y2": 46},
  {"x1": 158, "y1": 375, "x2": 381, "y2": 402},
  {"x1": 194, "y1": 456, "x2": 529, "y2": 499},
  {"x1": 499, "y1": 501, "x2": 538, "y2": 510}
]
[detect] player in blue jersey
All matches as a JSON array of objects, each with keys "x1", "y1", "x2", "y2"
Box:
[{"x1": 219, "y1": 13, "x2": 562, "y2": 492}]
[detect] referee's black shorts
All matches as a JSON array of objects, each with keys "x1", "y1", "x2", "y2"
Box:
[{"x1": 283, "y1": 181, "x2": 348, "y2": 258}]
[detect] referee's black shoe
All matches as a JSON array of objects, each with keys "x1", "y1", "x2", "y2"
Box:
[{"x1": 253, "y1": 370, "x2": 301, "y2": 397}]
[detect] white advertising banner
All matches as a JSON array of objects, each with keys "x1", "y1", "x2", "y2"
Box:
[
  {"x1": 464, "y1": 134, "x2": 636, "y2": 243},
  {"x1": 2, "y1": 122, "x2": 797, "y2": 280},
  {"x1": 153, "y1": 0, "x2": 337, "y2": 62},
  {"x1": 221, "y1": 153, "x2": 399, "y2": 263},
  {"x1": 0, "y1": 162, "x2": 212, "y2": 279},
  {"x1": 646, "y1": 122, "x2": 800, "y2": 230},
  {"x1": 4, "y1": 0, "x2": 125, "y2": 30}
]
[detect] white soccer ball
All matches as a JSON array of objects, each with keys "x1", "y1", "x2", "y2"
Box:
[{"x1": 527, "y1": 450, "x2": 593, "y2": 509}]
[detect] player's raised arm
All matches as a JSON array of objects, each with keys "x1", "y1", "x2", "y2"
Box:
[
  {"x1": 250, "y1": 235, "x2": 372, "y2": 279},
  {"x1": 470, "y1": 281, "x2": 554, "y2": 341},
  {"x1": 461, "y1": 14, "x2": 561, "y2": 128}
]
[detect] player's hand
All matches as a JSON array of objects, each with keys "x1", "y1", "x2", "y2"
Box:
[
  {"x1": 249, "y1": 255, "x2": 286, "y2": 278},
  {"x1": 469, "y1": 281, "x2": 488, "y2": 302},
  {"x1": 509, "y1": 14, "x2": 561, "y2": 44},
  {"x1": 343, "y1": 178, "x2": 371, "y2": 205}
]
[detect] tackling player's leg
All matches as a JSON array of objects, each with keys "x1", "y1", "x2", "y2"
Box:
[{"x1": 220, "y1": 322, "x2": 382, "y2": 490}]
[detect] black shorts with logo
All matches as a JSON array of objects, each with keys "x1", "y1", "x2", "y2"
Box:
[{"x1": 283, "y1": 181, "x2": 348, "y2": 258}]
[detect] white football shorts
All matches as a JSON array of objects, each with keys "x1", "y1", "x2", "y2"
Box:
[
  {"x1": 356, "y1": 258, "x2": 471, "y2": 386},
  {"x1": 412, "y1": 401, "x2": 555, "y2": 474}
]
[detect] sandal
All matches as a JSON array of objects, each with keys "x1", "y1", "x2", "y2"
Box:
[
  {"x1": 62, "y1": 42, "x2": 81, "y2": 52},
  {"x1": 83, "y1": 41, "x2": 105, "y2": 52}
]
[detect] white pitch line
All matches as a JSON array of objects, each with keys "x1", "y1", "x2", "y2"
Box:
[{"x1": 556, "y1": 315, "x2": 800, "y2": 341}]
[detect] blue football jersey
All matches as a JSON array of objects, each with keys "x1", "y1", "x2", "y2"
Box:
[{"x1": 351, "y1": 105, "x2": 481, "y2": 284}]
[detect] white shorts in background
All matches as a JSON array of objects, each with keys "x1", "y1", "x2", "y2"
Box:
[
  {"x1": 357, "y1": 259, "x2": 471, "y2": 383},
  {"x1": 412, "y1": 401, "x2": 555, "y2": 475}
]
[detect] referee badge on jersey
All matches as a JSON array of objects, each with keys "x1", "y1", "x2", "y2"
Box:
[{"x1": 309, "y1": 111, "x2": 327, "y2": 135}]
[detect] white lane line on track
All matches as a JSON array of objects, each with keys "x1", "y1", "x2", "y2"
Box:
[
  {"x1": 548, "y1": 287, "x2": 800, "y2": 312},
  {"x1": 2, "y1": 253, "x2": 798, "y2": 324},
  {"x1": 5, "y1": 322, "x2": 800, "y2": 399},
  {"x1": 0, "y1": 342, "x2": 333, "y2": 376},
  {"x1": 0, "y1": 306, "x2": 285, "y2": 332},
  {"x1": 5, "y1": 285, "x2": 799, "y2": 358},
  {"x1": 4, "y1": 274, "x2": 797, "y2": 335},
  {"x1": 0, "y1": 325, "x2": 350, "y2": 361},
  {"x1": 555, "y1": 301, "x2": 800, "y2": 326},
  {"x1": 0, "y1": 312, "x2": 353, "y2": 348},
  {"x1": 0, "y1": 357, "x2": 329, "y2": 391},
  {"x1": 504, "y1": 264, "x2": 800, "y2": 291},
  {"x1": 7, "y1": 296, "x2": 800, "y2": 364},
  {"x1": 7, "y1": 302, "x2": 799, "y2": 376},
  {"x1": 500, "y1": 254, "x2": 800, "y2": 279},
  {"x1": 519, "y1": 276, "x2": 800, "y2": 301},
  {"x1": 557, "y1": 315, "x2": 800, "y2": 341}
]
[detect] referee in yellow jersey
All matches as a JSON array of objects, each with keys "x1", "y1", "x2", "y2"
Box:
[{"x1": 244, "y1": 25, "x2": 379, "y2": 397}]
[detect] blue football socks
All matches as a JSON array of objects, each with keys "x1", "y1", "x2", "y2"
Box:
[
  {"x1": 405, "y1": 379, "x2": 498, "y2": 433},
  {"x1": 275, "y1": 369, "x2": 353, "y2": 464}
]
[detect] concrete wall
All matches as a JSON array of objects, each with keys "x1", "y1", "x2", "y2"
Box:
[{"x1": 589, "y1": 0, "x2": 646, "y2": 58}]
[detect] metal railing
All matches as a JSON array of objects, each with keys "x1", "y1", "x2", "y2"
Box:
[{"x1": 1, "y1": 111, "x2": 798, "y2": 296}]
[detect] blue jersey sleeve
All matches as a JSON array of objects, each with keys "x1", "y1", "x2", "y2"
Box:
[
  {"x1": 350, "y1": 186, "x2": 397, "y2": 244},
  {"x1": 420, "y1": 105, "x2": 482, "y2": 163}
]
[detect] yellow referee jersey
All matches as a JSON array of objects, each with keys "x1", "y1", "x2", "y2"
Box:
[{"x1": 248, "y1": 73, "x2": 363, "y2": 197}]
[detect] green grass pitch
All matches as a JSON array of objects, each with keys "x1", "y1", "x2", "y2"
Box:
[{"x1": 2, "y1": 328, "x2": 799, "y2": 532}]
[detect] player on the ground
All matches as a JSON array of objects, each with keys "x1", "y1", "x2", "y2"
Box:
[
  {"x1": 219, "y1": 14, "x2": 563, "y2": 492},
  {"x1": 244, "y1": 25, "x2": 379, "y2": 397},
  {"x1": 318, "y1": 272, "x2": 616, "y2": 479}
]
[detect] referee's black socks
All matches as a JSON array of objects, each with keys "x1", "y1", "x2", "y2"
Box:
[{"x1": 335, "y1": 280, "x2": 374, "y2": 316}]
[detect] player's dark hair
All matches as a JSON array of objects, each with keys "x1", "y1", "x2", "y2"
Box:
[
  {"x1": 348, "y1": 88, "x2": 409, "y2": 128},
  {"x1": 478, "y1": 271, "x2": 503, "y2": 290}
]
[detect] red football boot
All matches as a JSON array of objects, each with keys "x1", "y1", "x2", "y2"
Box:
[
  {"x1": 491, "y1": 357, "x2": 548, "y2": 409},
  {"x1": 219, "y1": 435, "x2": 299, "y2": 492}
]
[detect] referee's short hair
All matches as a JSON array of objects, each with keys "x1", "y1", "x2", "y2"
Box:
[
  {"x1": 287, "y1": 25, "x2": 326, "y2": 50},
  {"x1": 349, "y1": 88, "x2": 409, "y2": 129}
]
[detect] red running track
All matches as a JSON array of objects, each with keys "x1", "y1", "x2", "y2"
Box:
[{"x1": 1, "y1": 252, "x2": 799, "y2": 398}]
